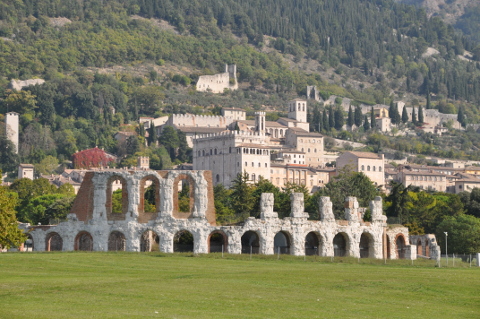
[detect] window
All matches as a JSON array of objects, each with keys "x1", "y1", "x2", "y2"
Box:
[
  {"x1": 373, "y1": 166, "x2": 376, "y2": 172},
  {"x1": 258, "y1": 163, "x2": 261, "y2": 167},
  {"x1": 245, "y1": 162, "x2": 247, "y2": 167},
  {"x1": 265, "y1": 163, "x2": 267, "y2": 167},
  {"x1": 379, "y1": 166, "x2": 382, "y2": 172},
  {"x1": 367, "y1": 166, "x2": 370, "y2": 171},
  {"x1": 252, "y1": 162, "x2": 254, "y2": 167},
  {"x1": 361, "y1": 165, "x2": 365, "y2": 171}
]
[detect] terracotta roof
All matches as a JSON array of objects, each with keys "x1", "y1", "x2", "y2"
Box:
[{"x1": 341, "y1": 151, "x2": 382, "y2": 159}]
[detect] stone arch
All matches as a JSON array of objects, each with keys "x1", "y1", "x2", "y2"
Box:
[
  {"x1": 106, "y1": 175, "x2": 128, "y2": 221},
  {"x1": 425, "y1": 240, "x2": 430, "y2": 257},
  {"x1": 274, "y1": 231, "x2": 291, "y2": 255},
  {"x1": 208, "y1": 231, "x2": 228, "y2": 253},
  {"x1": 75, "y1": 231, "x2": 93, "y2": 251},
  {"x1": 173, "y1": 174, "x2": 195, "y2": 218},
  {"x1": 395, "y1": 234, "x2": 406, "y2": 259},
  {"x1": 417, "y1": 239, "x2": 422, "y2": 256},
  {"x1": 173, "y1": 230, "x2": 194, "y2": 252},
  {"x1": 24, "y1": 234, "x2": 34, "y2": 252},
  {"x1": 108, "y1": 231, "x2": 126, "y2": 251},
  {"x1": 333, "y1": 232, "x2": 350, "y2": 257},
  {"x1": 241, "y1": 231, "x2": 260, "y2": 254},
  {"x1": 305, "y1": 232, "x2": 322, "y2": 256},
  {"x1": 359, "y1": 232, "x2": 374, "y2": 258},
  {"x1": 140, "y1": 230, "x2": 159, "y2": 252},
  {"x1": 139, "y1": 175, "x2": 160, "y2": 223},
  {"x1": 45, "y1": 232, "x2": 63, "y2": 251}
]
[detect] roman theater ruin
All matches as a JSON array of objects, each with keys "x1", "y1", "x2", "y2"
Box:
[{"x1": 21, "y1": 169, "x2": 440, "y2": 260}]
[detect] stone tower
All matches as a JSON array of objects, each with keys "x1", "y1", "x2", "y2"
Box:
[
  {"x1": 255, "y1": 111, "x2": 266, "y2": 134},
  {"x1": 288, "y1": 99, "x2": 307, "y2": 123},
  {"x1": 5, "y1": 112, "x2": 19, "y2": 154}
]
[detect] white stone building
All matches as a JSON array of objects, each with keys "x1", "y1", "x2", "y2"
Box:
[
  {"x1": 336, "y1": 151, "x2": 385, "y2": 188},
  {"x1": 5, "y1": 111, "x2": 19, "y2": 154},
  {"x1": 18, "y1": 164, "x2": 34, "y2": 180},
  {"x1": 196, "y1": 64, "x2": 238, "y2": 93}
]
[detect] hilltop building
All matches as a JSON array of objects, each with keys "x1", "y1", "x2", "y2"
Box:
[
  {"x1": 196, "y1": 64, "x2": 238, "y2": 93},
  {"x1": 5, "y1": 112, "x2": 19, "y2": 154},
  {"x1": 18, "y1": 164, "x2": 34, "y2": 180}
]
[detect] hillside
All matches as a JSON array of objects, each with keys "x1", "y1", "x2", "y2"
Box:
[{"x1": 2, "y1": 0, "x2": 480, "y2": 173}]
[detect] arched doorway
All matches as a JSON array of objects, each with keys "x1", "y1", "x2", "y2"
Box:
[
  {"x1": 241, "y1": 231, "x2": 260, "y2": 254},
  {"x1": 274, "y1": 231, "x2": 291, "y2": 255},
  {"x1": 417, "y1": 239, "x2": 422, "y2": 256},
  {"x1": 173, "y1": 230, "x2": 194, "y2": 252},
  {"x1": 396, "y1": 235, "x2": 406, "y2": 259},
  {"x1": 305, "y1": 232, "x2": 320, "y2": 256},
  {"x1": 359, "y1": 233, "x2": 373, "y2": 258},
  {"x1": 140, "y1": 230, "x2": 159, "y2": 252},
  {"x1": 333, "y1": 233, "x2": 348, "y2": 257},
  {"x1": 208, "y1": 231, "x2": 228, "y2": 253},
  {"x1": 75, "y1": 232, "x2": 93, "y2": 251},
  {"x1": 108, "y1": 231, "x2": 126, "y2": 251},
  {"x1": 46, "y1": 232, "x2": 62, "y2": 251}
]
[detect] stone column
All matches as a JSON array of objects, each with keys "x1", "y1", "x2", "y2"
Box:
[
  {"x1": 260, "y1": 193, "x2": 278, "y2": 219},
  {"x1": 344, "y1": 197, "x2": 360, "y2": 222},
  {"x1": 290, "y1": 193, "x2": 309, "y2": 219}
]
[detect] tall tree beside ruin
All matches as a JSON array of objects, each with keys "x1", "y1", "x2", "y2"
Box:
[
  {"x1": 0, "y1": 172, "x2": 26, "y2": 249},
  {"x1": 347, "y1": 105, "x2": 354, "y2": 127},
  {"x1": 458, "y1": 107, "x2": 466, "y2": 127},
  {"x1": 312, "y1": 105, "x2": 322, "y2": 132},
  {"x1": 363, "y1": 114, "x2": 370, "y2": 130},
  {"x1": 418, "y1": 106, "x2": 424, "y2": 124},
  {"x1": 322, "y1": 109, "x2": 330, "y2": 131},
  {"x1": 334, "y1": 107, "x2": 344, "y2": 130},
  {"x1": 412, "y1": 107, "x2": 417, "y2": 125},
  {"x1": 354, "y1": 105, "x2": 363, "y2": 127},
  {"x1": 370, "y1": 107, "x2": 376, "y2": 129},
  {"x1": 402, "y1": 105, "x2": 408, "y2": 123},
  {"x1": 328, "y1": 107, "x2": 335, "y2": 130},
  {"x1": 230, "y1": 172, "x2": 255, "y2": 218}
]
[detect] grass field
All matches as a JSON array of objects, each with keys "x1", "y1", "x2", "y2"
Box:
[{"x1": 0, "y1": 253, "x2": 479, "y2": 318}]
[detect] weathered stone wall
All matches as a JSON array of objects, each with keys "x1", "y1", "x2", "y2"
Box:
[{"x1": 24, "y1": 170, "x2": 417, "y2": 259}]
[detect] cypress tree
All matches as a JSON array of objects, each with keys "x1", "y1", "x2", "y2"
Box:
[
  {"x1": 354, "y1": 105, "x2": 363, "y2": 127},
  {"x1": 426, "y1": 92, "x2": 431, "y2": 109},
  {"x1": 347, "y1": 105, "x2": 354, "y2": 127},
  {"x1": 389, "y1": 101, "x2": 396, "y2": 124},
  {"x1": 458, "y1": 107, "x2": 465, "y2": 127},
  {"x1": 370, "y1": 107, "x2": 376, "y2": 129},
  {"x1": 418, "y1": 106, "x2": 424, "y2": 124},
  {"x1": 312, "y1": 105, "x2": 321, "y2": 132},
  {"x1": 334, "y1": 107, "x2": 344, "y2": 130},
  {"x1": 322, "y1": 109, "x2": 329, "y2": 131},
  {"x1": 328, "y1": 107, "x2": 335, "y2": 130},
  {"x1": 402, "y1": 105, "x2": 408, "y2": 123},
  {"x1": 412, "y1": 107, "x2": 417, "y2": 125},
  {"x1": 363, "y1": 114, "x2": 370, "y2": 130}
]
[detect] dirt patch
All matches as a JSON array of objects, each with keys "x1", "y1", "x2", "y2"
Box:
[{"x1": 49, "y1": 17, "x2": 72, "y2": 27}]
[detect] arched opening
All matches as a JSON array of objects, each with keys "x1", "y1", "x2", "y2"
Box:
[
  {"x1": 45, "y1": 232, "x2": 62, "y2": 251},
  {"x1": 106, "y1": 175, "x2": 128, "y2": 220},
  {"x1": 305, "y1": 232, "x2": 321, "y2": 256},
  {"x1": 274, "y1": 231, "x2": 291, "y2": 255},
  {"x1": 333, "y1": 233, "x2": 348, "y2": 257},
  {"x1": 24, "y1": 234, "x2": 34, "y2": 252},
  {"x1": 139, "y1": 176, "x2": 160, "y2": 219},
  {"x1": 359, "y1": 233, "x2": 374, "y2": 258},
  {"x1": 241, "y1": 231, "x2": 260, "y2": 254},
  {"x1": 140, "y1": 230, "x2": 159, "y2": 252},
  {"x1": 75, "y1": 231, "x2": 93, "y2": 251},
  {"x1": 386, "y1": 236, "x2": 391, "y2": 259},
  {"x1": 108, "y1": 231, "x2": 126, "y2": 251},
  {"x1": 417, "y1": 239, "x2": 422, "y2": 256},
  {"x1": 173, "y1": 230, "x2": 194, "y2": 252},
  {"x1": 173, "y1": 174, "x2": 195, "y2": 218},
  {"x1": 425, "y1": 240, "x2": 430, "y2": 257},
  {"x1": 396, "y1": 235, "x2": 406, "y2": 259},
  {"x1": 208, "y1": 231, "x2": 228, "y2": 253}
]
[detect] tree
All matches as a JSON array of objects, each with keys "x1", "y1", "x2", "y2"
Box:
[
  {"x1": 436, "y1": 214, "x2": 480, "y2": 254},
  {"x1": 457, "y1": 107, "x2": 466, "y2": 127},
  {"x1": 159, "y1": 126, "x2": 180, "y2": 161},
  {"x1": 213, "y1": 184, "x2": 235, "y2": 224},
  {"x1": 426, "y1": 93, "x2": 431, "y2": 109},
  {"x1": 363, "y1": 114, "x2": 370, "y2": 130},
  {"x1": 322, "y1": 109, "x2": 330, "y2": 131},
  {"x1": 347, "y1": 105, "x2": 354, "y2": 127},
  {"x1": 317, "y1": 167, "x2": 380, "y2": 218},
  {"x1": 385, "y1": 181, "x2": 412, "y2": 224},
  {"x1": 402, "y1": 105, "x2": 408, "y2": 123},
  {"x1": 0, "y1": 173, "x2": 26, "y2": 249},
  {"x1": 328, "y1": 107, "x2": 335, "y2": 130},
  {"x1": 312, "y1": 105, "x2": 322, "y2": 132},
  {"x1": 412, "y1": 107, "x2": 417, "y2": 125},
  {"x1": 0, "y1": 133, "x2": 19, "y2": 173},
  {"x1": 354, "y1": 105, "x2": 363, "y2": 127},
  {"x1": 418, "y1": 106, "x2": 424, "y2": 124},
  {"x1": 334, "y1": 107, "x2": 344, "y2": 130},
  {"x1": 230, "y1": 172, "x2": 255, "y2": 218},
  {"x1": 370, "y1": 107, "x2": 376, "y2": 129}
]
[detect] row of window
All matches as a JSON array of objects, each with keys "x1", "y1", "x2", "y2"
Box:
[
  {"x1": 299, "y1": 139, "x2": 321, "y2": 144},
  {"x1": 197, "y1": 147, "x2": 269, "y2": 157},
  {"x1": 408, "y1": 175, "x2": 443, "y2": 182},
  {"x1": 361, "y1": 165, "x2": 383, "y2": 172}
]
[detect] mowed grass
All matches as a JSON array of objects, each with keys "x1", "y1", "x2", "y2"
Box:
[{"x1": 0, "y1": 253, "x2": 479, "y2": 318}]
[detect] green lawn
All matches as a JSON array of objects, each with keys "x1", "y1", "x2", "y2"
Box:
[{"x1": 0, "y1": 253, "x2": 478, "y2": 318}]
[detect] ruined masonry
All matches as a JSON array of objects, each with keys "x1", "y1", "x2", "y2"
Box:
[{"x1": 23, "y1": 169, "x2": 440, "y2": 260}]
